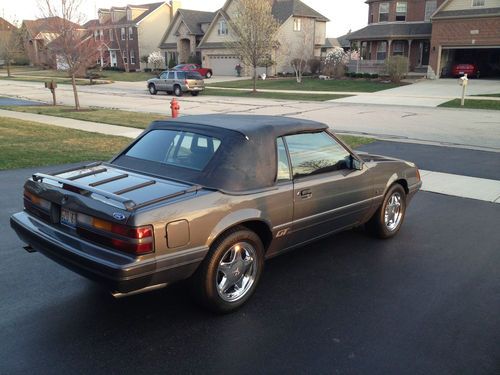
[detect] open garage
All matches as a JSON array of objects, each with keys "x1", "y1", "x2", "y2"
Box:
[{"x1": 439, "y1": 46, "x2": 500, "y2": 78}]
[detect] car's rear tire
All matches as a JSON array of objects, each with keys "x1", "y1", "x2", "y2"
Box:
[
  {"x1": 173, "y1": 85, "x2": 183, "y2": 97},
  {"x1": 205, "y1": 71, "x2": 212, "y2": 78},
  {"x1": 191, "y1": 227, "x2": 264, "y2": 313},
  {"x1": 366, "y1": 184, "x2": 406, "y2": 239},
  {"x1": 148, "y1": 84, "x2": 157, "y2": 95},
  {"x1": 191, "y1": 91, "x2": 199, "y2": 96}
]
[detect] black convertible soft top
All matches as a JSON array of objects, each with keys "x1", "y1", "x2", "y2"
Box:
[{"x1": 112, "y1": 115, "x2": 329, "y2": 193}]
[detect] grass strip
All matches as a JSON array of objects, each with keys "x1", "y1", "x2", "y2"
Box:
[{"x1": 0, "y1": 117, "x2": 131, "y2": 170}]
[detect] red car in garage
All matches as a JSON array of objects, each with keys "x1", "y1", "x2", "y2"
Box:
[
  {"x1": 451, "y1": 63, "x2": 479, "y2": 78},
  {"x1": 173, "y1": 64, "x2": 213, "y2": 78}
]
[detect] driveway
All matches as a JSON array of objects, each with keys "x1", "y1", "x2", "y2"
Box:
[
  {"x1": 1, "y1": 157, "x2": 499, "y2": 374},
  {"x1": 335, "y1": 78, "x2": 500, "y2": 107}
]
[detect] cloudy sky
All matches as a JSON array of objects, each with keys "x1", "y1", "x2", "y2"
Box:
[{"x1": 2, "y1": 0, "x2": 368, "y2": 37}]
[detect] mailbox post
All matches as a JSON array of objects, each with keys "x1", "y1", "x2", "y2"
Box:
[
  {"x1": 44, "y1": 80, "x2": 58, "y2": 106},
  {"x1": 458, "y1": 74, "x2": 468, "y2": 107}
]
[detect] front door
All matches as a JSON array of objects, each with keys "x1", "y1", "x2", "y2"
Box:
[
  {"x1": 421, "y1": 41, "x2": 430, "y2": 66},
  {"x1": 110, "y1": 51, "x2": 117, "y2": 67},
  {"x1": 284, "y1": 132, "x2": 374, "y2": 246}
]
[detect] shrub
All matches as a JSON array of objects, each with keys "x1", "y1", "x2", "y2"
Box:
[
  {"x1": 168, "y1": 58, "x2": 176, "y2": 69},
  {"x1": 363, "y1": 72, "x2": 372, "y2": 79},
  {"x1": 384, "y1": 56, "x2": 409, "y2": 83},
  {"x1": 355, "y1": 73, "x2": 364, "y2": 78},
  {"x1": 148, "y1": 51, "x2": 165, "y2": 72},
  {"x1": 323, "y1": 48, "x2": 348, "y2": 78},
  {"x1": 307, "y1": 58, "x2": 321, "y2": 75},
  {"x1": 371, "y1": 73, "x2": 379, "y2": 79},
  {"x1": 144, "y1": 68, "x2": 152, "y2": 72}
]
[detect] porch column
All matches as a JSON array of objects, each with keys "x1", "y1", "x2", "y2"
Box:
[
  {"x1": 387, "y1": 39, "x2": 392, "y2": 58},
  {"x1": 408, "y1": 40, "x2": 413, "y2": 70}
]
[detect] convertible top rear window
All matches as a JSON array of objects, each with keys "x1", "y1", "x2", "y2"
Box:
[{"x1": 125, "y1": 130, "x2": 221, "y2": 171}]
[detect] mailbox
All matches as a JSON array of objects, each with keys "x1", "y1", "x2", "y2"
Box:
[{"x1": 44, "y1": 81, "x2": 57, "y2": 90}]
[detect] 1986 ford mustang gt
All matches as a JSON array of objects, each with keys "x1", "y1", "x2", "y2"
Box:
[{"x1": 10, "y1": 115, "x2": 421, "y2": 312}]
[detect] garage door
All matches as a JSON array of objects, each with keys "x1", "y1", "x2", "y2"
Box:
[
  {"x1": 207, "y1": 55, "x2": 240, "y2": 76},
  {"x1": 440, "y1": 46, "x2": 500, "y2": 78}
]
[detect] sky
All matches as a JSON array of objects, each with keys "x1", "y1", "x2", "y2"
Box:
[{"x1": 1, "y1": 0, "x2": 368, "y2": 37}]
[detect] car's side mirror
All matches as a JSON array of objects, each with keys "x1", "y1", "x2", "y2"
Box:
[{"x1": 351, "y1": 157, "x2": 364, "y2": 170}]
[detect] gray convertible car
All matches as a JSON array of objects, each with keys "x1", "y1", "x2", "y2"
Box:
[{"x1": 10, "y1": 115, "x2": 421, "y2": 312}]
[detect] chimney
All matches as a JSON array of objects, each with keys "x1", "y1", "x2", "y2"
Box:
[{"x1": 170, "y1": 0, "x2": 181, "y2": 19}]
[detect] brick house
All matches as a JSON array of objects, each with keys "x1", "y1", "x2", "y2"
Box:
[
  {"x1": 21, "y1": 17, "x2": 81, "y2": 67},
  {"x1": 429, "y1": 0, "x2": 500, "y2": 78},
  {"x1": 85, "y1": 1, "x2": 175, "y2": 71},
  {"x1": 159, "y1": 0, "x2": 329, "y2": 76},
  {"x1": 347, "y1": 1, "x2": 447, "y2": 74}
]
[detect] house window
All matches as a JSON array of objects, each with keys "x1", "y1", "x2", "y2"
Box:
[
  {"x1": 109, "y1": 29, "x2": 114, "y2": 41},
  {"x1": 130, "y1": 49, "x2": 135, "y2": 64},
  {"x1": 393, "y1": 41, "x2": 405, "y2": 56},
  {"x1": 123, "y1": 52, "x2": 128, "y2": 64},
  {"x1": 379, "y1": 3, "x2": 389, "y2": 22},
  {"x1": 472, "y1": 0, "x2": 485, "y2": 6},
  {"x1": 293, "y1": 18, "x2": 302, "y2": 31},
  {"x1": 377, "y1": 41, "x2": 387, "y2": 60},
  {"x1": 218, "y1": 20, "x2": 228, "y2": 35},
  {"x1": 121, "y1": 27, "x2": 125, "y2": 40},
  {"x1": 396, "y1": 2, "x2": 407, "y2": 21},
  {"x1": 425, "y1": 1, "x2": 437, "y2": 21},
  {"x1": 99, "y1": 29, "x2": 103, "y2": 41},
  {"x1": 128, "y1": 27, "x2": 133, "y2": 40}
]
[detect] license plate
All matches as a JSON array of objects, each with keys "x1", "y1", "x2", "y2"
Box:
[
  {"x1": 60, "y1": 208, "x2": 77, "y2": 228},
  {"x1": 459, "y1": 71, "x2": 464, "y2": 75}
]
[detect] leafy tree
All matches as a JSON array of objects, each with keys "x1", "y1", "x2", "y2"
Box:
[
  {"x1": 148, "y1": 51, "x2": 165, "y2": 72},
  {"x1": 324, "y1": 48, "x2": 349, "y2": 78},
  {"x1": 226, "y1": 0, "x2": 279, "y2": 92}
]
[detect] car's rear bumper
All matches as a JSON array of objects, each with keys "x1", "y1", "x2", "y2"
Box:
[{"x1": 10, "y1": 212, "x2": 207, "y2": 295}]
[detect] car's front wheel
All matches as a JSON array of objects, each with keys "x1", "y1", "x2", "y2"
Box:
[
  {"x1": 148, "y1": 84, "x2": 157, "y2": 95},
  {"x1": 173, "y1": 85, "x2": 183, "y2": 97},
  {"x1": 366, "y1": 183, "x2": 406, "y2": 238},
  {"x1": 192, "y1": 227, "x2": 264, "y2": 313}
]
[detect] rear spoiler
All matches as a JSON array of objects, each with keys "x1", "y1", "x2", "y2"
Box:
[{"x1": 32, "y1": 163, "x2": 201, "y2": 212}]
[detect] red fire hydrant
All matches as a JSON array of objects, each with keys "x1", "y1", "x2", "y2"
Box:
[{"x1": 170, "y1": 98, "x2": 180, "y2": 118}]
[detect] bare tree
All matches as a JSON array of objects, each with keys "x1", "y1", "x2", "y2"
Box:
[
  {"x1": 226, "y1": 0, "x2": 279, "y2": 93},
  {"x1": 113, "y1": 27, "x2": 130, "y2": 73},
  {"x1": 38, "y1": 0, "x2": 97, "y2": 110},
  {"x1": 0, "y1": 24, "x2": 24, "y2": 78}
]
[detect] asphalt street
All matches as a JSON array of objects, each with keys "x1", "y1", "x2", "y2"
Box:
[{"x1": 1, "y1": 142, "x2": 499, "y2": 374}]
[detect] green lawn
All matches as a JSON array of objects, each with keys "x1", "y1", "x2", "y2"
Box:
[
  {"x1": 0, "y1": 76, "x2": 108, "y2": 85},
  {"x1": 208, "y1": 77, "x2": 405, "y2": 92},
  {"x1": 438, "y1": 99, "x2": 500, "y2": 110},
  {"x1": 203, "y1": 88, "x2": 351, "y2": 101},
  {"x1": 5, "y1": 68, "x2": 156, "y2": 82},
  {"x1": 474, "y1": 93, "x2": 500, "y2": 98},
  {"x1": 339, "y1": 135, "x2": 376, "y2": 149},
  {"x1": 0, "y1": 117, "x2": 131, "y2": 170},
  {"x1": 1, "y1": 105, "x2": 167, "y2": 128}
]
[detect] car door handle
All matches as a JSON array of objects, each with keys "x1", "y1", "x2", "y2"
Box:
[{"x1": 298, "y1": 189, "x2": 312, "y2": 199}]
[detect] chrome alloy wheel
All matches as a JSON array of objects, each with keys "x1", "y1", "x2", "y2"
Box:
[
  {"x1": 384, "y1": 192, "x2": 403, "y2": 231},
  {"x1": 216, "y1": 242, "x2": 257, "y2": 302}
]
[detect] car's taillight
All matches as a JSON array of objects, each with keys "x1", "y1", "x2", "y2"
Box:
[
  {"x1": 77, "y1": 214, "x2": 154, "y2": 255},
  {"x1": 185, "y1": 80, "x2": 189, "y2": 85},
  {"x1": 24, "y1": 189, "x2": 51, "y2": 211}
]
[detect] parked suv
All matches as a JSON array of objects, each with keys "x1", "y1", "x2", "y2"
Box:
[{"x1": 147, "y1": 70, "x2": 205, "y2": 96}]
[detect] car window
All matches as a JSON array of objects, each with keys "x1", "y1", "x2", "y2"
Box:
[
  {"x1": 167, "y1": 71, "x2": 175, "y2": 79},
  {"x1": 160, "y1": 72, "x2": 168, "y2": 79},
  {"x1": 285, "y1": 132, "x2": 351, "y2": 178},
  {"x1": 176, "y1": 71, "x2": 186, "y2": 79},
  {"x1": 186, "y1": 72, "x2": 203, "y2": 80},
  {"x1": 125, "y1": 130, "x2": 221, "y2": 171},
  {"x1": 276, "y1": 137, "x2": 291, "y2": 182}
]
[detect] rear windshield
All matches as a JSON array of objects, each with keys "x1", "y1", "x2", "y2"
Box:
[
  {"x1": 125, "y1": 130, "x2": 221, "y2": 171},
  {"x1": 186, "y1": 72, "x2": 203, "y2": 80}
]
